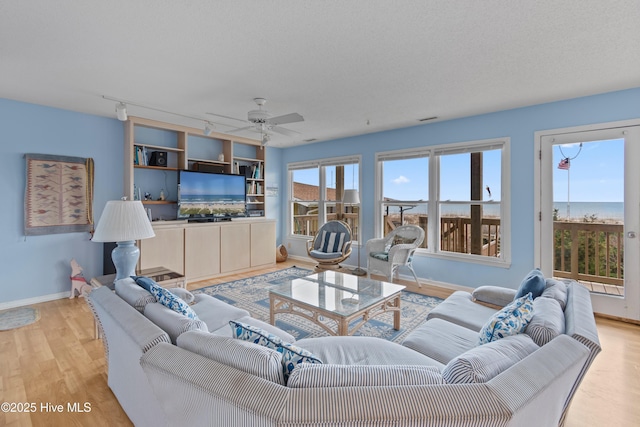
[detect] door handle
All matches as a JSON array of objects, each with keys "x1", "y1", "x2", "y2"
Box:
[{"x1": 627, "y1": 231, "x2": 637, "y2": 239}]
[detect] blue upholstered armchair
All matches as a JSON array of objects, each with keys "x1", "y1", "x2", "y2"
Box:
[{"x1": 306, "y1": 220, "x2": 353, "y2": 270}]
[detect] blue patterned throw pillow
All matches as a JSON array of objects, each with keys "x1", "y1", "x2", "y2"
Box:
[
  {"x1": 229, "y1": 320, "x2": 284, "y2": 349},
  {"x1": 279, "y1": 341, "x2": 323, "y2": 378},
  {"x1": 230, "y1": 320, "x2": 322, "y2": 380},
  {"x1": 479, "y1": 293, "x2": 534, "y2": 345},
  {"x1": 132, "y1": 276, "x2": 198, "y2": 320}
]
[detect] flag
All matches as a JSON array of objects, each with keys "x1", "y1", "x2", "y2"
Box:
[{"x1": 558, "y1": 158, "x2": 570, "y2": 170}]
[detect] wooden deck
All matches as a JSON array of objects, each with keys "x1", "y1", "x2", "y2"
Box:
[{"x1": 574, "y1": 279, "x2": 625, "y2": 296}]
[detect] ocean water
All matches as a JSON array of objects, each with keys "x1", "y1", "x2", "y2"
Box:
[
  {"x1": 180, "y1": 194, "x2": 245, "y2": 203},
  {"x1": 385, "y1": 201, "x2": 624, "y2": 221},
  {"x1": 552, "y1": 202, "x2": 623, "y2": 221}
]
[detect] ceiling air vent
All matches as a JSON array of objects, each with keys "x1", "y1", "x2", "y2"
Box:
[{"x1": 418, "y1": 116, "x2": 438, "y2": 122}]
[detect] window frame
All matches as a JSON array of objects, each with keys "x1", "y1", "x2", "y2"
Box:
[
  {"x1": 288, "y1": 155, "x2": 361, "y2": 242},
  {"x1": 375, "y1": 138, "x2": 511, "y2": 267}
]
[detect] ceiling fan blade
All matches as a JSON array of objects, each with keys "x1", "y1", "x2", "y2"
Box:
[
  {"x1": 206, "y1": 112, "x2": 247, "y2": 124},
  {"x1": 227, "y1": 126, "x2": 254, "y2": 134},
  {"x1": 268, "y1": 112, "x2": 304, "y2": 126},
  {"x1": 271, "y1": 126, "x2": 301, "y2": 137}
]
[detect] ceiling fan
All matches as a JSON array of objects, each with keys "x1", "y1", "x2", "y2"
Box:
[{"x1": 207, "y1": 98, "x2": 304, "y2": 145}]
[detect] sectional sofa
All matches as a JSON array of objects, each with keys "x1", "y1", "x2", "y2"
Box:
[{"x1": 87, "y1": 273, "x2": 600, "y2": 427}]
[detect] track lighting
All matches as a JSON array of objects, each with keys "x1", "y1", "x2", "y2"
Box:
[
  {"x1": 115, "y1": 102, "x2": 128, "y2": 121},
  {"x1": 103, "y1": 95, "x2": 228, "y2": 139}
]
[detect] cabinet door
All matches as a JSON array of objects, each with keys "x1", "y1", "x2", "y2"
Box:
[
  {"x1": 251, "y1": 222, "x2": 276, "y2": 267},
  {"x1": 220, "y1": 224, "x2": 251, "y2": 273},
  {"x1": 185, "y1": 226, "x2": 220, "y2": 280},
  {"x1": 139, "y1": 227, "x2": 184, "y2": 275}
]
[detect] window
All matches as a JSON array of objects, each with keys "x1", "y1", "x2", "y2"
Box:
[
  {"x1": 377, "y1": 150, "x2": 429, "y2": 248},
  {"x1": 290, "y1": 166, "x2": 319, "y2": 236},
  {"x1": 289, "y1": 156, "x2": 360, "y2": 241},
  {"x1": 376, "y1": 139, "x2": 510, "y2": 265}
]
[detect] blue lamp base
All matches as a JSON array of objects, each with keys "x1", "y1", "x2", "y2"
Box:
[{"x1": 111, "y1": 240, "x2": 140, "y2": 281}]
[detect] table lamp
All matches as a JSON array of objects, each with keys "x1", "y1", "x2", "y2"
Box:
[
  {"x1": 342, "y1": 189, "x2": 366, "y2": 276},
  {"x1": 92, "y1": 198, "x2": 155, "y2": 281}
]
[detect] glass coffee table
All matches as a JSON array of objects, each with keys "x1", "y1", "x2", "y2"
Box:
[{"x1": 268, "y1": 271, "x2": 405, "y2": 336}]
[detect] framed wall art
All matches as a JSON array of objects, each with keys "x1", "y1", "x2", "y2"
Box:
[{"x1": 24, "y1": 153, "x2": 94, "y2": 236}]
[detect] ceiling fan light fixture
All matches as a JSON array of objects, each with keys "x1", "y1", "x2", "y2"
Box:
[
  {"x1": 116, "y1": 102, "x2": 128, "y2": 121},
  {"x1": 203, "y1": 122, "x2": 214, "y2": 136}
]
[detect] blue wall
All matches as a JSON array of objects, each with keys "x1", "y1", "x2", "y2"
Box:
[
  {"x1": 1, "y1": 87, "x2": 638, "y2": 306},
  {"x1": 0, "y1": 98, "x2": 123, "y2": 306},
  {"x1": 280, "y1": 87, "x2": 640, "y2": 289}
]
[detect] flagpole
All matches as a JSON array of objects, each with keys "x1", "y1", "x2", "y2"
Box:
[{"x1": 567, "y1": 167, "x2": 570, "y2": 218}]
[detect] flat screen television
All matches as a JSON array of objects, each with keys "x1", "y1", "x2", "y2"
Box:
[{"x1": 178, "y1": 170, "x2": 246, "y2": 221}]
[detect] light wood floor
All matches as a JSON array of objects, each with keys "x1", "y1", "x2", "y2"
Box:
[{"x1": 1, "y1": 259, "x2": 638, "y2": 426}]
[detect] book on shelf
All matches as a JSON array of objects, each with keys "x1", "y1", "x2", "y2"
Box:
[{"x1": 134, "y1": 145, "x2": 148, "y2": 166}]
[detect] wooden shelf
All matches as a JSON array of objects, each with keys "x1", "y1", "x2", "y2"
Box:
[
  {"x1": 135, "y1": 143, "x2": 185, "y2": 153},
  {"x1": 125, "y1": 116, "x2": 266, "y2": 218},
  {"x1": 134, "y1": 165, "x2": 179, "y2": 171},
  {"x1": 142, "y1": 200, "x2": 177, "y2": 205},
  {"x1": 234, "y1": 156, "x2": 263, "y2": 163},
  {"x1": 188, "y1": 158, "x2": 230, "y2": 165}
]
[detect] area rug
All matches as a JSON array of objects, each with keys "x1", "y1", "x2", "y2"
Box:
[
  {"x1": 192, "y1": 267, "x2": 443, "y2": 343},
  {"x1": 0, "y1": 307, "x2": 40, "y2": 331}
]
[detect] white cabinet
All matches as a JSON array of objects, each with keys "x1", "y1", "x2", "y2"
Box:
[
  {"x1": 185, "y1": 225, "x2": 221, "y2": 280},
  {"x1": 138, "y1": 227, "x2": 185, "y2": 275},
  {"x1": 220, "y1": 223, "x2": 251, "y2": 273},
  {"x1": 251, "y1": 222, "x2": 276, "y2": 267},
  {"x1": 142, "y1": 220, "x2": 275, "y2": 280}
]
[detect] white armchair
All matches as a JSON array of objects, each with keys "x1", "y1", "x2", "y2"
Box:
[{"x1": 366, "y1": 225, "x2": 425, "y2": 286}]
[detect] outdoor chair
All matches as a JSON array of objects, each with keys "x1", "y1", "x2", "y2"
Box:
[
  {"x1": 366, "y1": 225, "x2": 425, "y2": 287},
  {"x1": 307, "y1": 220, "x2": 353, "y2": 270}
]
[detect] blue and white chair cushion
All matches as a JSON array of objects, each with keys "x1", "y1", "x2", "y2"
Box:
[{"x1": 320, "y1": 231, "x2": 345, "y2": 253}]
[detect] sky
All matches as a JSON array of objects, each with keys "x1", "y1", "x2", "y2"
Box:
[
  {"x1": 553, "y1": 138, "x2": 624, "y2": 202},
  {"x1": 293, "y1": 138, "x2": 624, "y2": 205}
]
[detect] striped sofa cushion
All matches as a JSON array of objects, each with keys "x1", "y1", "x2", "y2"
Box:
[
  {"x1": 525, "y1": 297, "x2": 565, "y2": 346},
  {"x1": 115, "y1": 278, "x2": 156, "y2": 312},
  {"x1": 287, "y1": 364, "x2": 444, "y2": 388},
  {"x1": 442, "y1": 334, "x2": 539, "y2": 384},
  {"x1": 177, "y1": 330, "x2": 286, "y2": 385}
]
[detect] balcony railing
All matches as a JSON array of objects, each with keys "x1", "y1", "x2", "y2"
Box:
[
  {"x1": 553, "y1": 221, "x2": 624, "y2": 287},
  {"x1": 294, "y1": 213, "x2": 623, "y2": 292},
  {"x1": 293, "y1": 213, "x2": 359, "y2": 240}
]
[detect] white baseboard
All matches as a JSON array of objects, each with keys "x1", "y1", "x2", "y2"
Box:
[{"x1": 0, "y1": 291, "x2": 70, "y2": 311}]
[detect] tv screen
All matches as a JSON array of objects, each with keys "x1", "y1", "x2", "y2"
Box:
[{"x1": 178, "y1": 170, "x2": 246, "y2": 219}]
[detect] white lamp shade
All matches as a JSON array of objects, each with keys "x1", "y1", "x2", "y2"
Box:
[
  {"x1": 342, "y1": 189, "x2": 360, "y2": 204},
  {"x1": 92, "y1": 200, "x2": 155, "y2": 242}
]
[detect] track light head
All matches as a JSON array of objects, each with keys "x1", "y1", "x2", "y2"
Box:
[
  {"x1": 116, "y1": 103, "x2": 128, "y2": 121},
  {"x1": 203, "y1": 122, "x2": 214, "y2": 136}
]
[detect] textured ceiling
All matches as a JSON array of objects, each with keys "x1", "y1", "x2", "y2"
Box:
[{"x1": 1, "y1": 0, "x2": 639, "y2": 147}]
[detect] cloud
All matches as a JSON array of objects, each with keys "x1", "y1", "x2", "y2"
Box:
[{"x1": 392, "y1": 175, "x2": 410, "y2": 184}]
